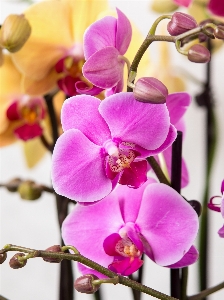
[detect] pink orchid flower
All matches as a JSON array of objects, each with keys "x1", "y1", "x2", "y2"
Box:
[
  {"x1": 62, "y1": 179, "x2": 199, "y2": 277},
  {"x1": 208, "y1": 180, "x2": 224, "y2": 237},
  {"x1": 153, "y1": 92, "x2": 190, "y2": 188},
  {"x1": 77, "y1": 8, "x2": 132, "y2": 95},
  {"x1": 6, "y1": 96, "x2": 45, "y2": 141},
  {"x1": 173, "y1": 0, "x2": 224, "y2": 17},
  {"x1": 51, "y1": 92, "x2": 176, "y2": 202}
]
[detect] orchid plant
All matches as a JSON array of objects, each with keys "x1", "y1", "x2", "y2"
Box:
[{"x1": 0, "y1": 1, "x2": 224, "y2": 300}]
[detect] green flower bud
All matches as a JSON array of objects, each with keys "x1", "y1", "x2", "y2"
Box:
[
  {"x1": 0, "y1": 14, "x2": 31, "y2": 53},
  {"x1": 18, "y1": 180, "x2": 42, "y2": 200}
]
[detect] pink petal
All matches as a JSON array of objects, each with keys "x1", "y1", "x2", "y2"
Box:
[
  {"x1": 103, "y1": 233, "x2": 122, "y2": 256},
  {"x1": 166, "y1": 245, "x2": 199, "y2": 268},
  {"x1": 208, "y1": 0, "x2": 224, "y2": 17},
  {"x1": 51, "y1": 129, "x2": 112, "y2": 202},
  {"x1": 61, "y1": 95, "x2": 111, "y2": 146},
  {"x1": 109, "y1": 257, "x2": 143, "y2": 276},
  {"x1": 221, "y1": 196, "x2": 224, "y2": 218},
  {"x1": 14, "y1": 123, "x2": 42, "y2": 141},
  {"x1": 99, "y1": 92, "x2": 171, "y2": 150},
  {"x1": 173, "y1": 0, "x2": 192, "y2": 7},
  {"x1": 166, "y1": 92, "x2": 191, "y2": 126},
  {"x1": 136, "y1": 183, "x2": 199, "y2": 266},
  {"x1": 83, "y1": 47, "x2": 124, "y2": 89},
  {"x1": 6, "y1": 101, "x2": 20, "y2": 120},
  {"x1": 75, "y1": 81, "x2": 104, "y2": 96},
  {"x1": 62, "y1": 195, "x2": 125, "y2": 268},
  {"x1": 218, "y1": 225, "x2": 224, "y2": 238},
  {"x1": 221, "y1": 180, "x2": 224, "y2": 194},
  {"x1": 113, "y1": 179, "x2": 156, "y2": 224},
  {"x1": 84, "y1": 16, "x2": 117, "y2": 59},
  {"x1": 116, "y1": 8, "x2": 132, "y2": 55},
  {"x1": 119, "y1": 160, "x2": 148, "y2": 188},
  {"x1": 78, "y1": 263, "x2": 108, "y2": 279},
  {"x1": 138, "y1": 124, "x2": 177, "y2": 156}
]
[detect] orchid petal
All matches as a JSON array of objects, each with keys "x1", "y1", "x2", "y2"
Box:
[
  {"x1": 99, "y1": 92, "x2": 171, "y2": 150},
  {"x1": 62, "y1": 195, "x2": 124, "y2": 266},
  {"x1": 12, "y1": 1, "x2": 73, "y2": 81},
  {"x1": 78, "y1": 263, "x2": 108, "y2": 279},
  {"x1": 135, "y1": 124, "x2": 177, "y2": 157},
  {"x1": 173, "y1": 0, "x2": 192, "y2": 7},
  {"x1": 218, "y1": 225, "x2": 224, "y2": 238},
  {"x1": 167, "y1": 245, "x2": 199, "y2": 268},
  {"x1": 14, "y1": 123, "x2": 42, "y2": 141},
  {"x1": 83, "y1": 47, "x2": 123, "y2": 89},
  {"x1": 6, "y1": 101, "x2": 20, "y2": 121},
  {"x1": 221, "y1": 180, "x2": 224, "y2": 194},
  {"x1": 103, "y1": 233, "x2": 122, "y2": 256},
  {"x1": 208, "y1": 0, "x2": 224, "y2": 17},
  {"x1": 119, "y1": 160, "x2": 148, "y2": 188},
  {"x1": 61, "y1": 95, "x2": 111, "y2": 145},
  {"x1": 116, "y1": 8, "x2": 132, "y2": 55},
  {"x1": 221, "y1": 196, "x2": 224, "y2": 218},
  {"x1": 166, "y1": 92, "x2": 191, "y2": 125},
  {"x1": 75, "y1": 81, "x2": 104, "y2": 96},
  {"x1": 136, "y1": 183, "x2": 199, "y2": 266},
  {"x1": 84, "y1": 16, "x2": 116, "y2": 59},
  {"x1": 52, "y1": 129, "x2": 112, "y2": 202},
  {"x1": 109, "y1": 257, "x2": 143, "y2": 276}
]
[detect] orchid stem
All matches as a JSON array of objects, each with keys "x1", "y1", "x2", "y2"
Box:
[
  {"x1": 147, "y1": 157, "x2": 170, "y2": 185},
  {"x1": 1, "y1": 245, "x2": 178, "y2": 300},
  {"x1": 170, "y1": 131, "x2": 183, "y2": 299},
  {"x1": 187, "y1": 281, "x2": 224, "y2": 300},
  {"x1": 44, "y1": 93, "x2": 74, "y2": 300}
]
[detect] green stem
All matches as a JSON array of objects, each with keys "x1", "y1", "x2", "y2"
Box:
[
  {"x1": 187, "y1": 281, "x2": 224, "y2": 300},
  {"x1": 181, "y1": 268, "x2": 188, "y2": 300},
  {"x1": 147, "y1": 157, "x2": 170, "y2": 185},
  {"x1": 1, "y1": 245, "x2": 178, "y2": 300}
]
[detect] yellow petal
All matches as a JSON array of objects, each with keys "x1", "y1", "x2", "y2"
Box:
[
  {"x1": 0, "y1": 121, "x2": 20, "y2": 147},
  {"x1": 12, "y1": 1, "x2": 74, "y2": 81},
  {"x1": 66, "y1": 0, "x2": 108, "y2": 43},
  {"x1": 21, "y1": 69, "x2": 59, "y2": 95},
  {"x1": 22, "y1": 137, "x2": 46, "y2": 168}
]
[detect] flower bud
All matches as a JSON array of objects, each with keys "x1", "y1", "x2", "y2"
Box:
[
  {"x1": 9, "y1": 253, "x2": 27, "y2": 269},
  {"x1": 0, "y1": 253, "x2": 7, "y2": 264},
  {"x1": 0, "y1": 14, "x2": 31, "y2": 53},
  {"x1": 188, "y1": 44, "x2": 211, "y2": 63},
  {"x1": 6, "y1": 178, "x2": 22, "y2": 192},
  {"x1": 134, "y1": 77, "x2": 168, "y2": 104},
  {"x1": 167, "y1": 12, "x2": 197, "y2": 36},
  {"x1": 74, "y1": 274, "x2": 100, "y2": 294},
  {"x1": 43, "y1": 245, "x2": 63, "y2": 263},
  {"x1": 188, "y1": 200, "x2": 202, "y2": 217},
  {"x1": 151, "y1": 0, "x2": 178, "y2": 13},
  {"x1": 198, "y1": 19, "x2": 215, "y2": 42},
  {"x1": 214, "y1": 25, "x2": 224, "y2": 40},
  {"x1": 18, "y1": 180, "x2": 42, "y2": 200}
]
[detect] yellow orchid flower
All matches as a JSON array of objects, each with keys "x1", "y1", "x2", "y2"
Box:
[
  {"x1": 0, "y1": 54, "x2": 60, "y2": 168},
  {"x1": 11, "y1": 0, "x2": 108, "y2": 96}
]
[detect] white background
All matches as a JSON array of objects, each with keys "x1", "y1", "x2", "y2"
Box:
[{"x1": 0, "y1": 0, "x2": 224, "y2": 299}]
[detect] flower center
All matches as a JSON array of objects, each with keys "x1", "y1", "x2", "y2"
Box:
[
  {"x1": 18, "y1": 97, "x2": 45, "y2": 124},
  {"x1": 115, "y1": 237, "x2": 141, "y2": 258}
]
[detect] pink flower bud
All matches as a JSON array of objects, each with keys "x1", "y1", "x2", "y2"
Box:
[
  {"x1": 0, "y1": 253, "x2": 7, "y2": 264},
  {"x1": 214, "y1": 25, "x2": 224, "y2": 40},
  {"x1": 9, "y1": 253, "x2": 27, "y2": 269},
  {"x1": 43, "y1": 245, "x2": 63, "y2": 263},
  {"x1": 188, "y1": 44, "x2": 211, "y2": 63},
  {"x1": 74, "y1": 274, "x2": 100, "y2": 294},
  {"x1": 6, "y1": 178, "x2": 22, "y2": 192},
  {"x1": 167, "y1": 12, "x2": 197, "y2": 36},
  {"x1": 134, "y1": 77, "x2": 168, "y2": 104}
]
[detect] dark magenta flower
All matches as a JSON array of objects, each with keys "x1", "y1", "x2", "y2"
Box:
[
  {"x1": 6, "y1": 95, "x2": 45, "y2": 141},
  {"x1": 62, "y1": 180, "x2": 199, "y2": 277},
  {"x1": 208, "y1": 180, "x2": 224, "y2": 238},
  {"x1": 79, "y1": 8, "x2": 132, "y2": 95},
  {"x1": 51, "y1": 92, "x2": 176, "y2": 202},
  {"x1": 152, "y1": 92, "x2": 191, "y2": 188}
]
